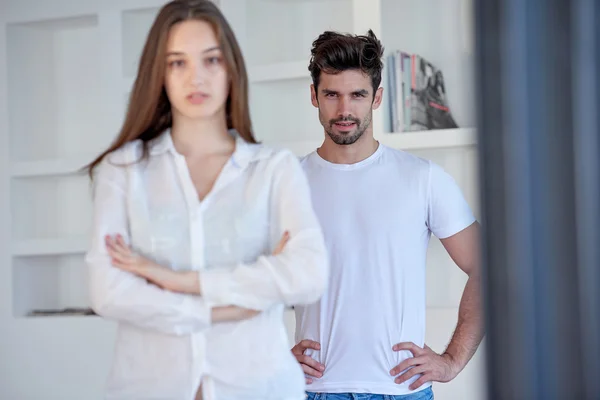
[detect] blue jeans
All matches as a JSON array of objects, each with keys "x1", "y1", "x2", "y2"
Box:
[{"x1": 306, "y1": 387, "x2": 434, "y2": 400}]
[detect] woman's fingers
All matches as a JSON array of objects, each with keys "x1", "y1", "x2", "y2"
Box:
[{"x1": 273, "y1": 231, "x2": 290, "y2": 255}]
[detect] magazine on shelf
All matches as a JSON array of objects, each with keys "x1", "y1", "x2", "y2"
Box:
[{"x1": 387, "y1": 50, "x2": 458, "y2": 132}]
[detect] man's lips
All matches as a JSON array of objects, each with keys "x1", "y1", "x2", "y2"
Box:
[{"x1": 333, "y1": 121, "x2": 357, "y2": 131}]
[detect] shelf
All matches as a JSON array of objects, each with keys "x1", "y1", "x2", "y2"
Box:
[
  {"x1": 265, "y1": 129, "x2": 476, "y2": 158},
  {"x1": 378, "y1": 128, "x2": 477, "y2": 150},
  {"x1": 27, "y1": 307, "x2": 96, "y2": 317},
  {"x1": 245, "y1": 0, "x2": 354, "y2": 66},
  {"x1": 15, "y1": 314, "x2": 105, "y2": 324},
  {"x1": 12, "y1": 254, "x2": 90, "y2": 317},
  {"x1": 249, "y1": 61, "x2": 310, "y2": 83},
  {"x1": 12, "y1": 237, "x2": 89, "y2": 257},
  {"x1": 6, "y1": 14, "x2": 115, "y2": 162},
  {"x1": 11, "y1": 156, "x2": 93, "y2": 178}
]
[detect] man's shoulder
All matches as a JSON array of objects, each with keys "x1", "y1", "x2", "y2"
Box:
[
  {"x1": 298, "y1": 149, "x2": 316, "y2": 161},
  {"x1": 297, "y1": 150, "x2": 318, "y2": 169},
  {"x1": 380, "y1": 144, "x2": 431, "y2": 172}
]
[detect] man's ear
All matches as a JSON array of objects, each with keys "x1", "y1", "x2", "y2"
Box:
[
  {"x1": 372, "y1": 87, "x2": 384, "y2": 110},
  {"x1": 311, "y1": 84, "x2": 319, "y2": 108}
]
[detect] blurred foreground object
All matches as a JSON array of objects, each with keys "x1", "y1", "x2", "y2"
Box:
[{"x1": 475, "y1": 0, "x2": 600, "y2": 399}]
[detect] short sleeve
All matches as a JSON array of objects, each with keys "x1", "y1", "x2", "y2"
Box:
[{"x1": 426, "y1": 161, "x2": 476, "y2": 239}]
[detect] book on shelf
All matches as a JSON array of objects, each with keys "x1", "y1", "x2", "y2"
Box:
[
  {"x1": 387, "y1": 50, "x2": 459, "y2": 132},
  {"x1": 27, "y1": 307, "x2": 96, "y2": 317}
]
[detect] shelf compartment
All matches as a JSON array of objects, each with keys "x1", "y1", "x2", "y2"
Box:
[
  {"x1": 13, "y1": 254, "x2": 90, "y2": 318},
  {"x1": 7, "y1": 15, "x2": 115, "y2": 162},
  {"x1": 10, "y1": 175, "x2": 92, "y2": 242},
  {"x1": 12, "y1": 238, "x2": 89, "y2": 257},
  {"x1": 380, "y1": 0, "x2": 475, "y2": 133}
]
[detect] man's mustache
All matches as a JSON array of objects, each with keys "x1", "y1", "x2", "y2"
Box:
[{"x1": 329, "y1": 117, "x2": 360, "y2": 125}]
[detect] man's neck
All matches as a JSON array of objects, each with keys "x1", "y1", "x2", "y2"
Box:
[
  {"x1": 317, "y1": 131, "x2": 379, "y2": 165},
  {"x1": 170, "y1": 111, "x2": 233, "y2": 158}
]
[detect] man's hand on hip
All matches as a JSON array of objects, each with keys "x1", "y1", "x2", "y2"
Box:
[
  {"x1": 291, "y1": 339, "x2": 325, "y2": 384},
  {"x1": 390, "y1": 342, "x2": 459, "y2": 390}
]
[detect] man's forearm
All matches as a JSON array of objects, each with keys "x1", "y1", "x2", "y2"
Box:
[{"x1": 443, "y1": 274, "x2": 485, "y2": 373}]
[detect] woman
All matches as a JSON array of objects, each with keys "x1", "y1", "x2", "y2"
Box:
[{"x1": 84, "y1": 1, "x2": 328, "y2": 399}]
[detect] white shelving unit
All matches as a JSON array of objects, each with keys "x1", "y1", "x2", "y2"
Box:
[
  {"x1": 0, "y1": 0, "x2": 482, "y2": 399},
  {"x1": 238, "y1": 0, "x2": 477, "y2": 148}
]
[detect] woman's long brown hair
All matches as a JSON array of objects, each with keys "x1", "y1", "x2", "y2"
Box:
[{"x1": 85, "y1": 0, "x2": 255, "y2": 179}]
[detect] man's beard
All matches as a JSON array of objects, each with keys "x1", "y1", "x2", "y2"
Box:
[{"x1": 321, "y1": 112, "x2": 372, "y2": 145}]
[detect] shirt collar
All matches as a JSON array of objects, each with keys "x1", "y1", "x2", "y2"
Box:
[{"x1": 148, "y1": 128, "x2": 265, "y2": 168}]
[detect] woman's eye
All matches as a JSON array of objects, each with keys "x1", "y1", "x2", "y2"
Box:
[{"x1": 169, "y1": 60, "x2": 185, "y2": 67}]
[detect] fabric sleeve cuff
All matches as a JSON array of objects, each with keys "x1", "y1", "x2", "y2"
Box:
[
  {"x1": 434, "y1": 217, "x2": 477, "y2": 239},
  {"x1": 199, "y1": 268, "x2": 236, "y2": 306},
  {"x1": 180, "y1": 291, "x2": 213, "y2": 330}
]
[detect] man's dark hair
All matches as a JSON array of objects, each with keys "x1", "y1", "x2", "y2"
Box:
[{"x1": 308, "y1": 29, "x2": 384, "y2": 97}]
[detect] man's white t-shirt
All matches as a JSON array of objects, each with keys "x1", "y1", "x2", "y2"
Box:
[{"x1": 295, "y1": 143, "x2": 476, "y2": 395}]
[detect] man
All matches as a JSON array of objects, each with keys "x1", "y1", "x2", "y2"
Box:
[{"x1": 292, "y1": 30, "x2": 484, "y2": 400}]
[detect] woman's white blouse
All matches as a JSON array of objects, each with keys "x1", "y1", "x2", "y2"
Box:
[{"x1": 85, "y1": 130, "x2": 329, "y2": 400}]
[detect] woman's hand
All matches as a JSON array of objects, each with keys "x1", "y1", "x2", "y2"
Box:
[
  {"x1": 105, "y1": 234, "x2": 186, "y2": 292},
  {"x1": 273, "y1": 231, "x2": 290, "y2": 255}
]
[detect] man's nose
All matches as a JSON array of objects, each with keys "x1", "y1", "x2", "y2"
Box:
[{"x1": 337, "y1": 97, "x2": 352, "y2": 117}]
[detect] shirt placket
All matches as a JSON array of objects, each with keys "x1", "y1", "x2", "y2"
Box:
[
  {"x1": 171, "y1": 152, "x2": 243, "y2": 400},
  {"x1": 170, "y1": 152, "x2": 209, "y2": 398}
]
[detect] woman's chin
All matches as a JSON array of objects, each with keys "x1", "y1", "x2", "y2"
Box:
[{"x1": 173, "y1": 105, "x2": 223, "y2": 122}]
